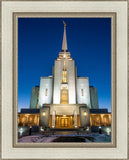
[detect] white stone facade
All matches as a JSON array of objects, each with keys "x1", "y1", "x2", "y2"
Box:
[
  {"x1": 53, "y1": 59, "x2": 62, "y2": 104},
  {"x1": 30, "y1": 22, "x2": 99, "y2": 129},
  {"x1": 38, "y1": 68, "x2": 91, "y2": 108},
  {"x1": 67, "y1": 60, "x2": 76, "y2": 104},
  {"x1": 37, "y1": 23, "x2": 94, "y2": 110},
  {"x1": 50, "y1": 104, "x2": 80, "y2": 115},
  {"x1": 53, "y1": 59, "x2": 76, "y2": 104},
  {"x1": 38, "y1": 77, "x2": 53, "y2": 107},
  {"x1": 77, "y1": 77, "x2": 91, "y2": 108}
]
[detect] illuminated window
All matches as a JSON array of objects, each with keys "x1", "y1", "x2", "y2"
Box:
[
  {"x1": 29, "y1": 117, "x2": 32, "y2": 122},
  {"x1": 61, "y1": 89, "x2": 68, "y2": 104},
  {"x1": 62, "y1": 71, "x2": 67, "y2": 83},
  {"x1": 81, "y1": 89, "x2": 84, "y2": 96},
  {"x1": 45, "y1": 89, "x2": 48, "y2": 96}
]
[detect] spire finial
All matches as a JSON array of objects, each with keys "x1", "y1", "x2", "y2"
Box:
[
  {"x1": 63, "y1": 21, "x2": 66, "y2": 27},
  {"x1": 62, "y1": 21, "x2": 67, "y2": 51}
]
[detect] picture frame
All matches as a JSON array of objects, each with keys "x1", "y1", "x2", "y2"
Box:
[
  {"x1": 0, "y1": 0, "x2": 128, "y2": 159},
  {"x1": 14, "y1": 12, "x2": 116, "y2": 148}
]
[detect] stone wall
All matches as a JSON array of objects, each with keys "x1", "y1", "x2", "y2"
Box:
[
  {"x1": 79, "y1": 106, "x2": 90, "y2": 127},
  {"x1": 53, "y1": 59, "x2": 76, "y2": 104},
  {"x1": 38, "y1": 77, "x2": 53, "y2": 107},
  {"x1": 39, "y1": 106, "x2": 50, "y2": 128},
  {"x1": 77, "y1": 77, "x2": 91, "y2": 108}
]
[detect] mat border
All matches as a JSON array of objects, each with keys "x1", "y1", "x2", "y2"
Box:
[
  {"x1": 0, "y1": 0, "x2": 128, "y2": 160},
  {"x1": 13, "y1": 12, "x2": 116, "y2": 148}
]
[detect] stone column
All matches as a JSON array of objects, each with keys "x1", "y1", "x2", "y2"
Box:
[
  {"x1": 74, "y1": 110, "x2": 77, "y2": 128},
  {"x1": 52, "y1": 110, "x2": 56, "y2": 128}
]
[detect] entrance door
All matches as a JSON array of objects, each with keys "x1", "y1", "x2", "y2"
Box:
[
  {"x1": 64, "y1": 118, "x2": 68, "y2": 127},
  {"x1": 61, "y1": 118, "x2": 65, "y2": 127},
  {"x1": 55, "y1": 115, "x2": 75, "y2": 128},
  {"x1": 61, "y1": 118, "x2": 68, "y2": 127}
]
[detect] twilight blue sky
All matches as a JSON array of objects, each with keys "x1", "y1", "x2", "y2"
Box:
[{"x1": 18, "y1": 18, "x2": 111, "y2": 112}]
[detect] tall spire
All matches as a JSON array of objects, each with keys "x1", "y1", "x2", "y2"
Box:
[
  {"x1": 62, "y1": 21, "x2": 68, "y2": 51},
  {"x1": 57, "y1": 21, "x2": 72, "y2": 60}
]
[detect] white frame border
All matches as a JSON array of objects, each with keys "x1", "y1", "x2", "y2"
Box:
[{"x1": 1, "y1": 1, "x2": 128, "y2": 159}]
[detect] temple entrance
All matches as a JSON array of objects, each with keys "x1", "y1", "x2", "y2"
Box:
[
  {"x1": 49, "y1": 114, "x2": 80, "y2": 128},
  {"x1": 61, "y1": 118, "x2": 68, "y2": 127},
  {"x1": 55, "y1": 115, "x2": 74, "y2": 128}
]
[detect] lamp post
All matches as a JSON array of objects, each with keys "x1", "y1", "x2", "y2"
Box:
[
  {"x1": 99, "y1": 126, "x2": 102, "y2": 134},
  {"x1": 19, "y1": 128, "x2": 23, "y2": 136}
]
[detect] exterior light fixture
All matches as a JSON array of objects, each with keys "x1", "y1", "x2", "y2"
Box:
[
  {"x1": 40, "y1": 127, "x2": 44, "y2": 131},
  {"x1": 84, "y1": 111, "x2": 87, "y2": 116},
  {"x1": 86, "y1": 127, "x2": 89, "y2": 131},
  {"x1": 63, "y1": 115, "x2": 66, "y2": 117},
  {"x1": 107, "y1": 128, "x2": 110, "y2": 134},
  {"x1": 99, "y1": 126, "x2": 101, "y2": 129},
  {"x1": 19, "y1": 128, "x2": 23, "y2": 136},
  {"x1": 42, "y1": 112, "x2": 46, "y2": 116}
]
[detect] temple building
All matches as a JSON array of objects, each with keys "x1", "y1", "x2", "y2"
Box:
[{"x1": 18, "y1": 22, "x2": 111, "y2": 130}]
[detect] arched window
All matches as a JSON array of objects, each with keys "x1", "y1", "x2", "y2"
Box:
[
  {"x1": 45, "y1": 88, "x2": 48, "y2": 96},
  {"x1": 62, "y1": 71, "x2": 67, "y2": 83},
  {"x1": 81, "y1": 89, "x2": 84, "y2": 96}
]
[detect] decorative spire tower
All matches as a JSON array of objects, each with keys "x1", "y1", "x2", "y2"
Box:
[
  {"x1": 38, "y1": 20, "x2": 91, "y2": 111},
  {"x1": 57, "y1": 21, "x2": 72, "y2": 60},
  {"x1": 53, "y1": 21, "x2": 76, "y2": 104},
  {"x1": 62, "y1": 21, "x2": 68, "y2": 51}
]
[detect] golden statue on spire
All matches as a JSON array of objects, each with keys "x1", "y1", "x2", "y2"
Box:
[{"x1": 63, "y1": 21, "x2": 66, "y2": 27}]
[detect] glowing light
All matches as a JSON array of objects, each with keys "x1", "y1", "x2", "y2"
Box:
[
  {"x1": 86, "y1": 127, "x2": 89, "y2": 131},
  {"x1": 106, "y1": 128, "x2": 110, "y2": 135},
  {"x1": 107, "y1": 128, "x2": 110, "y2": 131},
  {"x1": 99, "y1": 126, "x2": 101, "y2": 129},
  {"x1": 63, "y1": 115, "x2": 66, "y2": 117},
  {"x1": 19, "y1": 128, "x2": 23, "y2": 136},
  {"x1": 42, "y1": 112, "x2": 46, "y2": 116},
  {"x1": 84, "y1": 112, "x2": 87, "y2": 116},
  {"x1": 40, "y1": 127, "x2": 44, "y2": 131}
]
